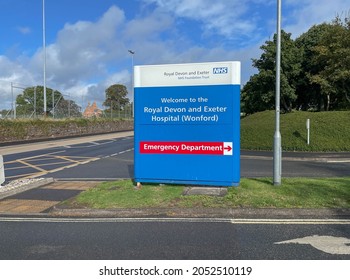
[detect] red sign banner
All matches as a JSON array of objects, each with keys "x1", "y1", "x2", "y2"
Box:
[{"x1": 140, "y1": 141, "x2": 233, "y2": 155}]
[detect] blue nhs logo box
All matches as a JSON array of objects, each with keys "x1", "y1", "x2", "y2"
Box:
[
  {"x1": 213, "y1": 67, "x2": 228, "y2": 74},
  {"x1": 134, "y1": 61, "x2": 241, "y2": 187}
]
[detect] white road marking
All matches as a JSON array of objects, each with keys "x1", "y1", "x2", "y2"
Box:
[
  {"x1": 241, "y1": 155, "x2": 350, "y2": 163},
  {"x1": 0, "y1": 217, "x2": 349, "y2": 225},
  {"x1": 109, "y1": 148, "x2": 134, "y2": 157},
  {"x1": 0, "y1": 217, "x2": 231, "y2": 223},
  {"x1": 326, "y1": 160, "x2": 350, "y2": 163},
  {"x1": 275, "y1": 235, "x2": 350, "y2": 255},
  {"x1": 230, "y1": 219, "x2": 350, "y2": 225}
]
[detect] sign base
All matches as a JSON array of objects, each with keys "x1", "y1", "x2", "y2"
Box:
[{"x1": 137, "y1": 178, "x2": 239, "y2": 187}]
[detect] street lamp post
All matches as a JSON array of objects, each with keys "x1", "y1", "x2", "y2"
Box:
[
  {"x1": 128, "y1": 50, "x2": 135, "y2": 118},
  {"x1": 42, "y1": 0, "x2": 47, "y2": 116},
  {"x1": 273, "y1": 0, "x2": 282, "y2": 185}
]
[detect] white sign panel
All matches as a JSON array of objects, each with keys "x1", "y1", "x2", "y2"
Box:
[{"x1": 134, "y1": 61, "x2": 240, "y2": 87}]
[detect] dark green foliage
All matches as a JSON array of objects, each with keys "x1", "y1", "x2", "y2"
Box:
[
  {"x1": 103, "y1": 84, "x2": 130, "y2": 112},
  {"x1": 15, "y1": 86, "x2": 81, "y2": 117},
  {"x1": 242, "y1": 15, "x2": 350, "y2": 114},
  {"x1": 242, "y1": 31, "x2": 302, "y2": 114}
]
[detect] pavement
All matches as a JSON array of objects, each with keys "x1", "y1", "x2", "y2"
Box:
[
  {"x1": 0, "y1": 178, "x2": 349, "y2": 220},
  {"x1": 0, "y1": 179, "x2": 99, "y2": 216}
]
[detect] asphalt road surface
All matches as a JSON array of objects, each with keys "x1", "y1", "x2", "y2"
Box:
[
  {"x1": 1, "y1": 133, "x2": 349, "y2": 261},
  {"x1": 0, "y1": 218, "x2": 349, "y2": 260},
  {"x1": 2, "y1": 133, "x2": 350, "y2": 181},
  {"x1": 2, "y1": 133, "x2": 134, "y2": 181}
]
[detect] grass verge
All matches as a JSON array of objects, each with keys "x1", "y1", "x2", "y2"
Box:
[
  {"x1": 241, "y1": 110, "x2": 350, "y2": 151},
  {"x1": 65, "y1": 177, "x2": 350, "y2": 209}
]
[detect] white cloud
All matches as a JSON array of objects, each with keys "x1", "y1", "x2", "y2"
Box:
[
  {"x1": 43, "y1": 6, "x2": 126, "y2": 87},
  {"x1": 284, "y1": 0, "x2": 350, "y2": 37},
  {"x1": 0, "y1": 3, "x2": 264, "y2": 110},
  {"x1": 0, "y1": 6, "x2": 129, "y2": 110},
  {"x1": 125, "y1": 9, "x2": 174, "y2": 40},
  {"x1": 0, "y1": 55, "x2": 37, "y2": 109},
  {"x1": 142, "y1": 0, "x2": 271, "y2": 44},
  {"x1": 17, "y1": 26, "x2": 31, "y2": 35},
  {"x1": 63, "y1": 69, "x2": 131, "y2": 111}
]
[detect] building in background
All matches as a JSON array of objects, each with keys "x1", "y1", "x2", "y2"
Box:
[{"x1": 83, "y1": 102, "x2": 102, "y2": 118}]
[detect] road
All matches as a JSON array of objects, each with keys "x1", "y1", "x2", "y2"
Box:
[
  {"x1": 2, "y1": 132, "x2": 350, "y2": 181},
  {"x1": 0, "y1": 217, "x2": 349, "y2": 260},
  {"x1": 0, "y1": 133, "x2": 349, "y2": 261},
  {"x1": 2, "y1": 133, "x2": 134, "y2": 181}
]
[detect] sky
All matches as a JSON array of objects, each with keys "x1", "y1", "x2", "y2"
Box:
[{"x1": 0, "y1": 0, "x2": 348, "y2": 111}]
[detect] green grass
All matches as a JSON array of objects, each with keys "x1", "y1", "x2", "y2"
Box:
[
  {"x1": 68, "y1": 180, "x2": 184, "y2": 209},
  {"x1": 241, "y1": 110, "x2": 350, "y2": 151},
  {"x1": 1, "y1": 110, "x2": 348, "y2": 151},
  {"x1": 66, "y1": 178, "x2": 350, "y2": 209}
]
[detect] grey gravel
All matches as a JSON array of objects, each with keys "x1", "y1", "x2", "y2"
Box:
[
  {"x1": 1, "y1": 178, "x2": 45, "y2": 192},
  {"x1": 0, "y1": 177, "x2": 55, "y2": 199}
]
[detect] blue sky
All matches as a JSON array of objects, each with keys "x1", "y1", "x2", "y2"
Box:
[{"x1": 0, "y1": 0, "x2": 348, "y2": 110}]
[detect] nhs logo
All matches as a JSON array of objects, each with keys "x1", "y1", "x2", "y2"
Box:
[{"x1": 213, "y1": 67, "x2": 228, "y2": 74}]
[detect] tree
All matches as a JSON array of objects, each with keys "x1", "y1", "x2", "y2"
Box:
[
  {"x1": 103, "y1": 84, "x2": 130, "y2": 112},
  {"x1": 295, "y1": 23, "x2": 330, "y2": 110},
  {"x1": 16, "y1": 86, "x2": 62, "y2": 116},
  {"x1": 242, "y1": 14, "x2": 350, "y2": 114},
  {"x1": 242, "y1": 30, "x2": 302, "y2": 114},
  {"x1": 0, "y1": 109, "x2": 10, "y2": 118},
  {"x1": 54, "y1": 99, "x2": 82, "y2": 118},
  {"x1": 309, "y1": 15, "x2": 350, "y2": 110},
  {"x1": 294, "y1": 15, "x2": 350, "y2": 111},
  {"x1": 241, "y1": 71, "x2": 275, "y2": 115},
  {"x1": 16, "y1": 86, "x2": 81, "y2": 118}
]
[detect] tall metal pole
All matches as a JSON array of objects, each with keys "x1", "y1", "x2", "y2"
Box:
[
  {"x1": 43, "y1": 0, "x2": 47, "y2": 116},
  {"x1": 128, "y1": 50, "x2": 135, "y2": 118},
  {"x1": 273, "y1": 0, "x2": 282, "y2": 185},
  {"x1": 52, "y1": 90, "x2": 55, "y2": 118},
  {"x1": 11, "y1": 82, "x2": 17, "y2": 119},
  {"x1": 68, "y1": 96, "x2": 71, "y2": 118},
  {"x1": 34, "y1": 86, "x2": 37, "y2": 118},
  {"x1": 11, "y1": 82, "x2": 14, "y2": 119}
]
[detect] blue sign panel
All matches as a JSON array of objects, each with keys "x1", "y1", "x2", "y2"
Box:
[{"x1": 134, "y1": 62, "x2": 241, "y2": 186}]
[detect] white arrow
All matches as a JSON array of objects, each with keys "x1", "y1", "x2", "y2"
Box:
[
  {"x1": 275, "y1": 235, "x2": 350, "y2": 255},
  {"x1": 223, "y1": 142, "x2": 233, "y2": 155}
]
